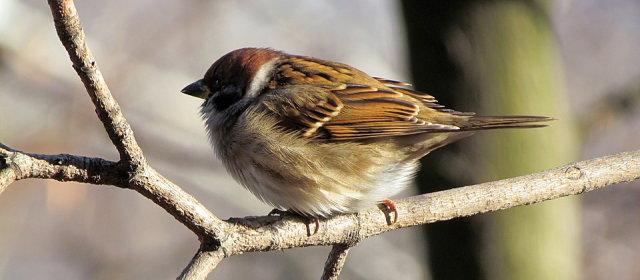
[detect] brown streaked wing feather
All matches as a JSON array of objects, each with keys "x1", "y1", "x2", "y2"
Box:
[
  {"x1": 267, "y1": 59, "x2": 464, "y2": 141},
  {"x1": 374, "y1": 77, "x2": 479, "y2": 116},
  {"x1": 264, "y1": 56, "x2": 551, "y2": 141},
  {"x1": 372, "y1": 77, "x2": 412, "y2": 87},
  {"x1": 273, "y1": 57, "x2": 356, "y2": 86},
  {"x1": 326, "y1": 82, "x2": 465, "y2": 140},
  {"x1": 260, "y1": 86, "x2": 345, "y2": 138},
  {"x1": 262, "y1": 85, "x2": 461, "y2": 141}
]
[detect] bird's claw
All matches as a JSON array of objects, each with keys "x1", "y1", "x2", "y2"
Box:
[
  {"x1": 267, "y1": 209, "x2": 319, "y2": 236},
  {"x1": 380, "y1": 199, "x2": 398, "y2": 225}
]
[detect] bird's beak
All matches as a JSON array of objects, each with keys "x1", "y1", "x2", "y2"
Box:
[{"x1": 181, "y1": 79, "x2": 210, "y2": 99}]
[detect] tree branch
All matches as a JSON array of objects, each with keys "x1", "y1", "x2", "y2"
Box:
[
  {"x1": 0, "y1": 141, "x2": 227, "y2": 239},
  {"x1": 0, "y1": 161, "x2": 16, "y2": 195},
  {"x1": 221, "y1": 150, "x2": 640, "y2": 255},
  {"x1": 321, "y1": 244, "x2": 352, "y2": 280},
  {"x1": 44, "y1": 0, "x2": 227, "y2": 241},
  {"x1": 178, "y1": 243, "x2": 225, "y2": 280},
  {"x1": 47, "y1": 0, "x2": 144, "y2": 167},
  {"x1": 3, "y1": 142, "x2": 638, "y2": 277},
  {"x1": 0, "y1": 144, "x2": 124, "y2": 188}
]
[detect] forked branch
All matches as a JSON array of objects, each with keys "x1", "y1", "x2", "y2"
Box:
[
  {"x1": 321, "y1": 244, "x2": 352, "y2": 280},
  {"x1": 45, "y1": 0, "x2": 227, "y2": 242},
  {"x1": 47, "y1": 0, "x2": 144, "y2": 167}
]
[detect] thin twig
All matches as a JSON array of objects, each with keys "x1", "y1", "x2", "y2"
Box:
[
  {"x1": 47, "y1": 0, "x2": 144, "y2": 167},
  {"x1": 44, "y1": 0, "x2": 227, "y2": 241},
  {"x1": 178, "y1": 244, "x2": 225, "y2": 280},
  {"x1": 321, "y1": 244, "x2": 352, "y2": 280},
  {"x1": 0, "y1": 145, "x2": 124, "y2": 187}
]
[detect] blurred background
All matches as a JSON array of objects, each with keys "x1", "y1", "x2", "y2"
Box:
[{"x1": 0, "y1": 0, "x2": 639, "y2": 279}]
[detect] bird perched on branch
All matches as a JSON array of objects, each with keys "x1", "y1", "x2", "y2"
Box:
[{"x1": 182, "y1": 48, "x2": 550, "y2": 224}]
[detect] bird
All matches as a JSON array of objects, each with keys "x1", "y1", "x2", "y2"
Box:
[{"x1": 181, "y1": 47, "x2": 551, "y2": 224}]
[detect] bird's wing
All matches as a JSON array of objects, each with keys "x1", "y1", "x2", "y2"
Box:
[
  {"x1": 258, "y1": 57, "x2": 473, "y2": 141},
  {"x1": 260, "y1": 56, "x2": 549, "y2": 141}
]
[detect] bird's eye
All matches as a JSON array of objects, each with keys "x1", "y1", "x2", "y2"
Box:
[{"x1": 207, "y1": 78, "x2": 221, "y2": 92}]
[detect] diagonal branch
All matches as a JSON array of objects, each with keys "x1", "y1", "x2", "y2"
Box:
[
  {"x1": 221, "y1": 149, "x2": 640, "y2": 255},
  {"x1": 321, "y1": 244, "x2": 352, "y2": 280},
  {"x1": 2, "y1": 141, "x2": 639, "y2": 278},
  {"x1": 178, "y1": 243, "x2": 225, "y2": 280},
  {"x1": 44, "y1": 0, "x2": 227, "y2": 241},
  {"x1": 47, "y1": 0, "x2": 144, "y2": 167},
  {"x1": 3, "y1": 137, "x2": 638, "y2": 258},
  {"x1": 0, "y1": 143, "x2": 227, "y2": 239}
]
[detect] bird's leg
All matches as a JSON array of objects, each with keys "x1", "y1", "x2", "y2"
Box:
[
  {"x1": 303, "y1": 216, "x2": 320, "y2": 236},
  {"x1": 267, "y1": 208, "x2": 289, "y2": 216},
  {"x1": 380, "y1": 199, "x2": 398, "y2": 225},
  {"x1": 267, "y1": 209, "x2": 319, "y2": 236}
]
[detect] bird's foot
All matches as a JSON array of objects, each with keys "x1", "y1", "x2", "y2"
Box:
[
  {"x1": 379, "y1": 199, "x2": 398, "y2": 225},
  {"x1": 267, "y1": 208, "x2": 319, "y2": 236},
  {"x1": 302, "y1": 216, "x2": 320, "y2": 236},
  {"x1": 267, "y1": 208, "x2": 289, "y2": 216}
]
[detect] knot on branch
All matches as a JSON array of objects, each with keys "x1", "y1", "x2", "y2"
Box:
[
  {"x1": 0, "y1": 148, "x2": 21, "y2": 178},
  {"x1": 564, "y1": 165, "x2": 584, "y2": 180},
  {"x1": 200, "y1": 238, "x2": 222, "y2": 252},
  {"x1": 73, "y1": 60, "x2": 97, "y2": 76},
  {"x1": 0, "y1": 154, "x2": 8, "y2": 170}
]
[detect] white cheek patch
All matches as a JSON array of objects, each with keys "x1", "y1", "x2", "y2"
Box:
[{"x1": 245, "y1": 58, "x2": 278, "y2": 99}]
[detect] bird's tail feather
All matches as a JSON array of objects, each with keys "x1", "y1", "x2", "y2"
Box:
[{"x1": 460, "y1": 115, "x2": 553, "y2": 130}]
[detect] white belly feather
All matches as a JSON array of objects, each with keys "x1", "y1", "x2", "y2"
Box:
[{"x1": 205, "y1": 103, "x2": 418, "y2": 217}]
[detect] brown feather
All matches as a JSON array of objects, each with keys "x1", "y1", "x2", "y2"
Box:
[
  {"x1": 259, "y1": 53, "x2": 550, "y2": 141},
  {"x1": 460, "y1": 115, "x2": 553, "y2": 130},
  {"x1": 372, "y1": 77, "x2": 412, "y2": 87}
]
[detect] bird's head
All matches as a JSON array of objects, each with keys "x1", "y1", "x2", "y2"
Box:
[{"x1": 181, "y1": 48, "x2": 282, "y2": 111}]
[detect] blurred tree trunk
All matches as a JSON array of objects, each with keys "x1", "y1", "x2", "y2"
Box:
[
  {"x1": 401, "y1": 1, "x2": 581, "y2": 279},
  {"x1": 401, "y1": 2, "x2": 484, "y2": 279},
  {"x1": 460, "y1": 2, "x2": 581, "y2": 279}
]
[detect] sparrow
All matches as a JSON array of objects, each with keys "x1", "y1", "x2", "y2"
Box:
[{"x1": 181, "y1": 47, "x2": 550, "y2": 222}]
